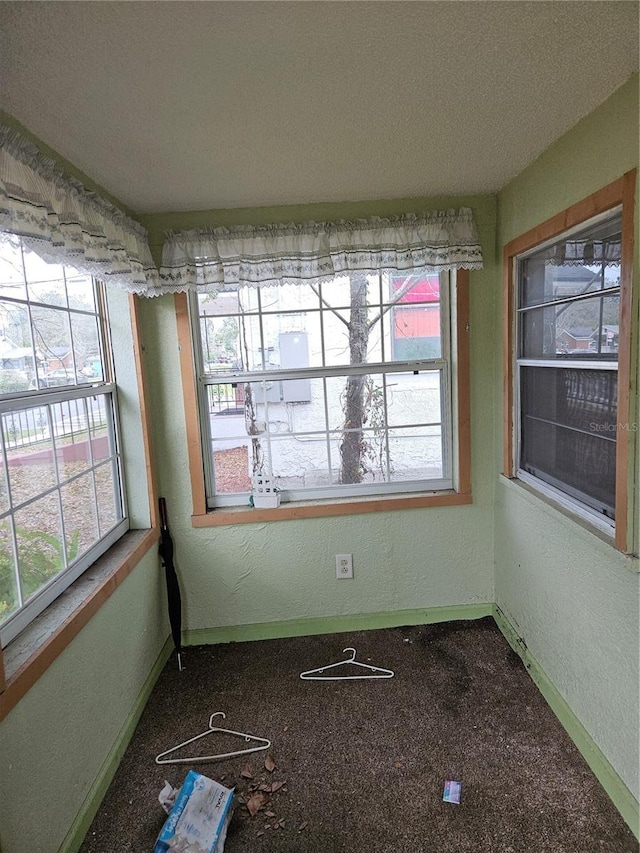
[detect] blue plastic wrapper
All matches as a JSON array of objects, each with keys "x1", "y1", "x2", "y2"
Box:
[
  {"x1": 154, "y1": 771, "x2": 235, "y2": 853},
  {"x1": 443, "y1": 780, "x2": 462, "y2": 804}
]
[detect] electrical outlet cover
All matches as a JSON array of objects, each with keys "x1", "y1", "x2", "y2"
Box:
[{"x1": 335, "y1": 554, "x2": 353, "y2": 578}]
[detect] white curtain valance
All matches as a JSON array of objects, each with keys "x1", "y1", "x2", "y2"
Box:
[
  {"x1": 546, "y1": 236, "x2": 621, "y2": 267},
  {"x1": 0, "y1": 127, "x2": 160, "y2": 294},
  {"x1": 158, "y1": 209, "x2": 483, "y2": 294}
]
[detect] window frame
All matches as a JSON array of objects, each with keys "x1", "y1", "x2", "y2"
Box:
[
  {"x1": 176, "y1": 269, "x2": 472, "y2": 526},
  {"x1": 0, "y1": 291, "x2": 158, "y2": 720},
  {"x1": 0, "y1": 249, "x2": 132, "y2": 646},
  {"x1": 502, "y1": 171, "x2": 637, "y2": 553},
  {"x1": 197, "y1": 272, "x2": 453, "y2": 506},
  {"x1": 0, "y1": 384, "x2": 128, "y2": 646}
]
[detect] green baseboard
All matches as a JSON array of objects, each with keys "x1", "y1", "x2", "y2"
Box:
[
  {"x1": 61, "y1": 637, "x2": 173, "y2": 853},
  {"x1": 183, "y1": 602, "x2": 494, "y2": 647},
  {"x1": 493, "y1": 605, "x2": 640, "y2": 841}
]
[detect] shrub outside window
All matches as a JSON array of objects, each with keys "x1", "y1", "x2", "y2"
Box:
[
  {"x1": 0, "y1": 240, "x2": 127, "y2": 646},
  {"x1": 192, "y1": 271, "x2": 456, "y2": 507}
]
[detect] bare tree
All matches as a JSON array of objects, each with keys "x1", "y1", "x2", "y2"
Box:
[
  {"x1": 236, "y1": 272, "x2": 427, "y2": 484},
  {"x1": 339, "y1": 274, "x2": 370, "y2": 483},
  {"x1": 238, "y1": 304, "x2": 265, "y2": 476},
  {"x1": 314, "y1": 273, "x2": 422, "y2": 484}
]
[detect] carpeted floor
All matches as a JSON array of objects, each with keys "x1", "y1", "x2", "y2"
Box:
[{"x1": 79, "y1": 618, "x2": 638, "y2": 852}]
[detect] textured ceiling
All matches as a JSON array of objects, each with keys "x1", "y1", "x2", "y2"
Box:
[{"x1": 1, "y1": 1, "x2": 638, "y2": 214}]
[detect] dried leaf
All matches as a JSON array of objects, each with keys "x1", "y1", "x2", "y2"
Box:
[
  {"x1": 298, "y1": 821, "x2": 308, "y2": 832},
  {"x1": 284, "y1": 725, "x2": 289, "y2": 732},
  {"x1": 264, "y1": 755, "x2": 276, "y2": 772},
  {"x1": 394, "y1": 761, "x2": 403, "y2": 769},
  {"x1": 256, "y1": 830, "x2": 264, "y2": 838},
  {"x1": 258, "y1": 783, "x2": 271, "y2": 792},
  {"x1": 246, "y1": 792, "x2": 267, "y2": 817},
  {"x1": 241, "y1": 764, "x2": 254, "y2": 779},
  {"x1": 265, "y1": 811, "x2": 276, "y2": 818},
  {"x1": 270, "y1": 780, "x2": 286, "y2": 793},
  {"x1": 276, "y1": 818, "x2": 286, "y2": 828}
]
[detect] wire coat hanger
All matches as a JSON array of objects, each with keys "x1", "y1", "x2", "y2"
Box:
[
  {"x1": 155, "y1": 712, "x2": 272, "y2": 765},
  {"x1": 300, "y1": 647, "x2": 395, "y2": 681}
]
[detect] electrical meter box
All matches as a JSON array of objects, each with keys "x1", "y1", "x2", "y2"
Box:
[{"x1": 279, "y1": 332, "x2": 311, "y2": 403}]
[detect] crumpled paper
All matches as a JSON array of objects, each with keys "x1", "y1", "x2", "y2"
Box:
[{"x1": 159, "y1": 780, "x2": 178, "y2": 815}]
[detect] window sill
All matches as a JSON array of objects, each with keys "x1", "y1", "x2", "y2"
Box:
[
  {"x1": 0, "y1": 527, "x2": 158, "y2": 722},
  {"x1": 192, "y1": 490, "x2": 473, "y2": 527}
]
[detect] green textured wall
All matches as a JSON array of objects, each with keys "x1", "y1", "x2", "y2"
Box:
[
  {"x1": 0, "y1": 548, "x2": 168, "y2": 853},
  {"x1": 494, "y1": 74, "x2": 640, "y2": 801}
]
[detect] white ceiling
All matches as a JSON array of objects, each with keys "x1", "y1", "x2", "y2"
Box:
[{"x1": 1, "y1": 1, "x2": 638, "y2": 215}]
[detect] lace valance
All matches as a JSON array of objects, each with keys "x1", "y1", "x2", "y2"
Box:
[
  {"x1": 545, "y1": 236, "x2": 621, "y2": 267},
  {"x1": 157, "y1": 209, "x2": 483, "y2": 295},
  {"x1": 0, "y1": 127, "x2": 160, "y2": 293}
]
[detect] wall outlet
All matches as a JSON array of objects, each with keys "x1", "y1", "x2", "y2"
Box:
[{"x1": 335, "y1": 554, "x2": 353, "y2": 579}]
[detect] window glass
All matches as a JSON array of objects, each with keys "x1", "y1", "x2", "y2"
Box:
[
  {"x1": 0, "y1": 241, "x2": 126, "y2": 645},
  {"x1": 516, "y1": 208, "x2": 621, "y2": 523},
  {"x1": 195, "y1": 271, "x2": 452, "y2": 506},
  {"x1": 520, "y1": 366, "x2": 617, "y2": 516},
  {"x1": 520, "y1": 294, "x2": 619, "y2": 359},
  {"x1": 518, "y1": 213, "x2": 621, "y2": 309}
]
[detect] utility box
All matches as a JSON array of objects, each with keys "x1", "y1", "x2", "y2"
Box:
[
  {"x1": 250, "y1": 379, "x2": 281, "y2": 404},
  {"x1": 279, "y1": 332, "x2": 311, "y2": 403}
]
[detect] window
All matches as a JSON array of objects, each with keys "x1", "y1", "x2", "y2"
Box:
[
  {"x1": 0, "y1": 240, "x2": 127, "y2": 646},
  {"x1": 516, "y1": 209, "x2": 621, "y2": 524},
  {"x1": 166, "y1": 208, "x2": 480, "y2": 521},
  {"x1": 504, "y1": 172, "x2": 636, "y2": 550},
  {"x1": 191, "y1": 270, "x2": 463, "y2": 508}
]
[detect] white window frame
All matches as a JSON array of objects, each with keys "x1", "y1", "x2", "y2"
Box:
[
  {"x1": 189, "y1": 272, "x2": 456, "y2": 509},
  {"x1": 0, "y1": 253, "x2": 128, "y2": 647}
]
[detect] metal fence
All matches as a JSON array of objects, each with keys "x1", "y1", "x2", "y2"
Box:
[{"x1": 2, "y1": 396, "x2": 108, "y2": 452}]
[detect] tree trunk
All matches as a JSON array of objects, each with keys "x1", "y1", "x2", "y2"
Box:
[
  {"x1": 339, "y1": 274, "x2": 370, "y2": 483},
  {"x1": 244, "y1": 381, "x2": 264, "y2": 475},
  {"x1": 239, "y1": 306, "x2": 265, "y2": 477}
]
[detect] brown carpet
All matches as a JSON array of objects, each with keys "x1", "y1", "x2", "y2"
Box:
[{"x1": 79, "y1": 618, "x2": 638, "y2": 852}]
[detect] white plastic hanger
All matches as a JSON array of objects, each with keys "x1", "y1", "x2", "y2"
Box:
[
  {"x1": 300, "y1": 647, "x2": 395, "y2": 681},
  {"x1": 155, "y1": 712, "x2": 272, "y2": 765}
]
